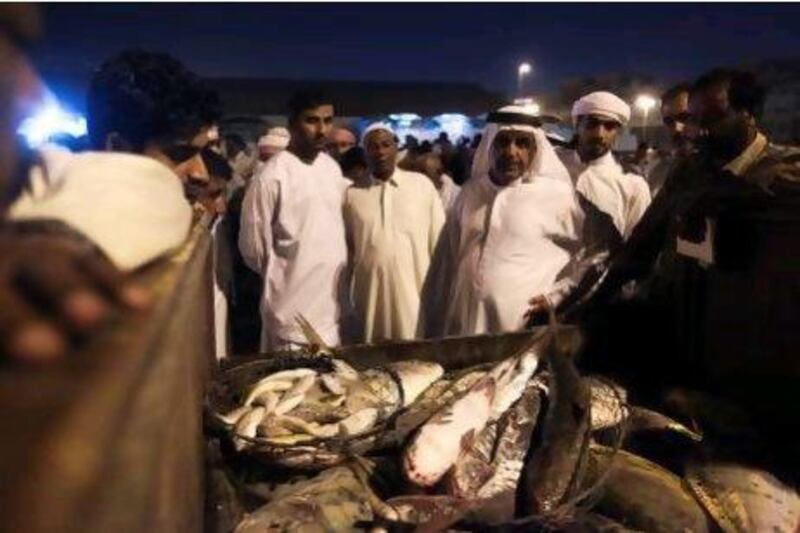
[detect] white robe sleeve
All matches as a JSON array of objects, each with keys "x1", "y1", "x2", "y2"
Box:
[
  {"x1": 428, "y1": 183, "x2": 446, "y2": 255},
  {"x1": 416, "y1": 196, "x2": 461, "y2": 339},
  {"x1": 624, "y1": 178, "x2": 652, "y2": 238},
  {"x1": 238, "y1": 166, "x2": 278, "y2": 275}
]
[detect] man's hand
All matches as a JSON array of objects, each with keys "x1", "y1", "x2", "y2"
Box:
[
  {"x1": 0, "y1": 230, "x2": 151, "y2": 362},
  {"x1": 523, "y1": 294, "x2": 551, "y2": 328}
]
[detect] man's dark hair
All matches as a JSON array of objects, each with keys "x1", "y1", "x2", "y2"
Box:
[
  {"x1": 287, "y1": 90, "x2": 333, "y2": 122},
  {"x1": 338, "y1": 147, "x2": 367, "y2": 174},
  {"x1": 223, "y1": 133, "x2": 247, "y2": 159},
  {"x1": 660, "y1": 82, "x2": 692, "y2": 104},
  {"x1": 87, "y1": 49, "x2": 221, "y2": 152},
  {"x1": 691, "y1": 69, "x2": 766, "y2": 117},
  {"x1": 202, "y1": 148, "x2": 233, "y2": 182}
]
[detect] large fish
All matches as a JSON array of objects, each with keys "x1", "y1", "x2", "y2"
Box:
[
  {"x1": 585, "y1": 445, "x2": 711, "y2": 533},
  {"x1": 685, "y1": 462, "x2": 800, "y2": 533},
  {"x1": 436, "y1": 381, "x2": 545, "y2": 528},
  {"x1": 403, "y1": 347, "x2": 540, "y2": 488},
  {"x1": 475, "y1": 382, "x2": 544, "y2": 522},
  {"x1": 233, "y1": 465, "x2": 376, "y2": 533},
  {"x1": 403, "y1": 376, "x2": 496, "y2": 487},
  {"x1": 521, "y1": 332, "x2": 591, "y2": 516},
  {"x1": 587, "y1": 378, "x2": 701, "y2": 442},
  {"x1": 442, "y1": 418, "x2": 499, "y2": 499},
  {"x1": 374, "y1": 370, "x2": 485, "y2": 450}
]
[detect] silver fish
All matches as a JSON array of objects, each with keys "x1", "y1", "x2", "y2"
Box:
[
  {"x1": 586, "y1": 445, "x2": 711, "y2": 533},
  {"x1": 686, "y1": 462, "x2": 800, "y2": 533},
  {"x1": 216, "y1": 405, "x2": 251, "y2": 426},
  {"x1": 233, "y1": 465, "x2": 375, "y2": 533},
  {"x1": 586, "y1": 376, "x2": 629, "y2": 430},
  {"x1": 376, "y1": 370, "x2": 486, "y2": 450},
  {"x1": 242, "y1": 379, "x2": 295, "y2": 407},
  {"x1": 443, "y1": 419, "x2": 499, "y2": 499},
  {"x1": 477, "y1": 382, "x2": 543, "y2": 502},
  {"x1": 386, "y1": 360, "x2": 445, "y2": 407},
  {"x1": 234, "y1": 407, "x2": 266, "y2": 450},
  {"x1": 403, "y1": 375, "x2": 496, "y2": 487},
  {"x1": 521, "y1": 333, "x2": 591, "y2": 515},
  {"x1": 489, "y1": 348, "x2": 540, "y2": 420},
  {"x1": 338, "y1": 407, "x2": 380, "y2": 437},
  {"x1": 274, "y1": 374, "x2": 317, "y2": 415}
]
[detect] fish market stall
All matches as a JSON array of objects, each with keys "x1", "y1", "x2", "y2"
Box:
[{"x1": 206, "y1": 323, "x2": 800, "y2": 532}]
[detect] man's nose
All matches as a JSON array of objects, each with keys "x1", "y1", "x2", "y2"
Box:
[{"x1": 185, "y1": 154, "x2": 210, "y2": 183}]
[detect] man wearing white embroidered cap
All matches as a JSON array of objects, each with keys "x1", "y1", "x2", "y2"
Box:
[
  {"x1": 257, "y1": 127, "x2": 290, "y2": 163},
  {"x1": 558, "y1": 91, "x2": 651, "y2": 242},
  {"x1": 344, "y1": 122, "x2": 444, "y2": 343},
  {"x1": 418, "y1": 105, "x2": 583, "y2": 337}
]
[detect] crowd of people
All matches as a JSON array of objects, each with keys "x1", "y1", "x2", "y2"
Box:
[{"x1": 1, "y1": 5, "x2": 798, "y2": 378}]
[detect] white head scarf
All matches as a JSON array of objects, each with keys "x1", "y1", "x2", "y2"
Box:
[
  {"x1": 571, "y1": 91, "x2": 631, "y2": 126},
  {"x1": 360, "y1": 122, "x2": 394, "y2": 147},
  {"x1": 471, "y1": 104, "x2": 571, "y2": 185},
  {"x1": 258, "y1": 127, "x2": 290, "y2": 149}
]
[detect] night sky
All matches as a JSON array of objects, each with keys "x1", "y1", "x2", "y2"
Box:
[{"x1": 33, "y1": 3, "x2": 800, "y2": 96}]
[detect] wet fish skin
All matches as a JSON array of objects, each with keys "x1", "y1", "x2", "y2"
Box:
[
  {"x1": 217, "y1": 405, "x2": 251, "y2": 426},
  {"x1": 243, "y1": 379, "x2": 295, "y2": 407},
  {"x1": 443, "y1": 419, "x2": 499, "y2": 498},
  {"x1": 377, "y1": 371, "x2": 486, "y2": 450},
  {"x1": 489, "y1": 349, "x2": 540, "y2": 420},
  {"x1": 346, "y1": 369, "x2": 402, "y2": 416},
  {"x1": 627, "y1": 406, "x2": 702, "y2": 442},
  {"x1": 233, "y1": 465, "x2": 375, "y2": 533},
  {"x1": 586, "y1": 377, "x2": 629, "y2": 430},
  {"x1": 387, "y1": 360, "x2": 445, "y2": 407},
  {"x1": 522, "y1": 335, "x2": 592, "y2": 515},
  {"x1": 382, "y1": 495, "x2": 469, "y2": 526},
  {"x1": 274, "y1": 374, "x2": 318, "y2": 415},
  {"x1": 403, "y1": 377, "x2": 496, "y2": 487},
  {"x1": 586, "y1": 445, "x2": 710, "y2": 533},
  {"x1": 234, "y1": 407, "x2": 267, "y2": 450},
  {"x1": 339, "y1": 407, "x2": 380, "y2": 437},
  {"x1": 685, "y1": 462, "x2": 800, "y2": 533},
  {"x1": 475, "y1": 383, "x2": 543, "y2": 524}
]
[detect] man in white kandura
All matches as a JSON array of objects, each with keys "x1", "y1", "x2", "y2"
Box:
[
  {"x1": 558, "y1": 91, "x2": 651, "y2": 243},
  {"x1": 419, "y1": 105, "x2": 584, "y2": 337},
  {"x1": 344, "y1": 123, "x2": 445, "y2": 343},
  {"x1": 239, "y1": 92, "x2": 351, "y2": 351}
]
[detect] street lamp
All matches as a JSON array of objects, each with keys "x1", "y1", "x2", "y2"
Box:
[
  {"x1": 634, "y1": 94, "x2": 657, "y2": 145},
  {"x1": 517, "y1": 62, "x2": 532, "y2": 95}
]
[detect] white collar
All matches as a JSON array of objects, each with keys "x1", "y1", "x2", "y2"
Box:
[
  {"x1": 368, "y1": 167, "x2": 400, "y2": 187},
  {"x1": 723, "y1": 132, "x2": 768, "y2": 177}
]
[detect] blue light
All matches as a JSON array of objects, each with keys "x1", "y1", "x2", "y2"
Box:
[{"x1": 17, "y1": 96, "x2": 87, "y2": 148}]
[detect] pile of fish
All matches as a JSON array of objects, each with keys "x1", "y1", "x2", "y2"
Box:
[
  {"x1": 213, "y1": 355, "x2": 446, "y2": 462},
  {"x1": 213, "y1": 329, "x2": 799, "y2": 532}
]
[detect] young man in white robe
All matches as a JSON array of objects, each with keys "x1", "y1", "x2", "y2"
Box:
[
  {"x1": 418, "y1": 106, "x2": 584, "y2": 337},
  {"x1": 344, "y1": 124, "x2": 445, "y2": 343},
  {"x1": 558, "y1": 91, "x2": 652, "y2": 242},
  {"x1": 525, "y1": 92, "x2": 654, "y2": 321},
  {"x1": 239, "y1": 92, "x2": 351, "y2": 351}
]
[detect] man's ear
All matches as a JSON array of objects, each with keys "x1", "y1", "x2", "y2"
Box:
[{"x1": 104, "y1": 132, "x2": 132, "y2": 152}]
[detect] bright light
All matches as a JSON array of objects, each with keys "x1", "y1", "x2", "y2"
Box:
[
  {"x1": 513, "y1": 98, "x2": 541, "y2": 115},
  {"x1": 518, "y1": 62, "x2": 532, "y2": 76},
  {"x1": 433, "y1": 113, "x2": 473, "y2": 141},
  {"x1": 635, "y1": 94, "x2": 657, "y2": 113},
  {"x1": 18, "y1": 96, "x2": 87, "y2": 148},
  {"x1": 388, "y1": 113, "x2": 421, "y2": 124}
]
